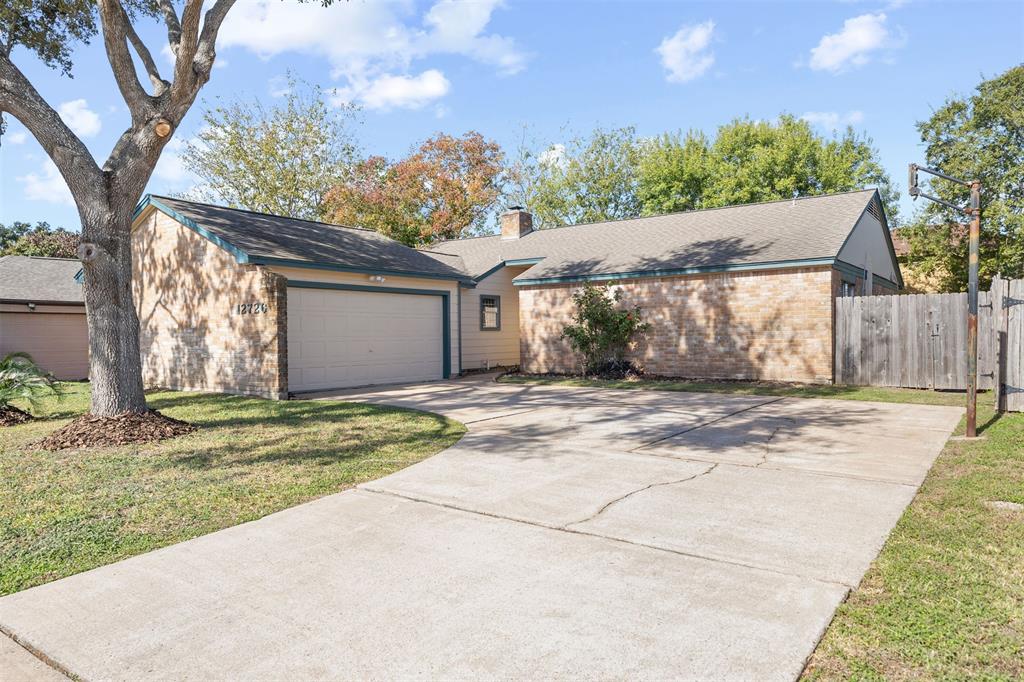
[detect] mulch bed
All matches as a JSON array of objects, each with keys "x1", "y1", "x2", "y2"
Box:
[
  {"x1": 0, "y1": 405, "x2": 33, "y2": 426},
  {"x1": 35, "y1": 410, "x2": 197, "y2": 451}
]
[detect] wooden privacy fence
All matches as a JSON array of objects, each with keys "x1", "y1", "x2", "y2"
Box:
[{"x1": 835, "y1": 276, "x2": 1023, "y2": 412}]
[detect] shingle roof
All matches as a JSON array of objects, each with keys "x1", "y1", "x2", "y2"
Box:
[
  {"x1": 145, "y1": 196, "x2": 471, "y2": 282},
  {"x1": 0, "y1": 256, "x2": 84, "y2": 304},
  {"x1": 429, "y1": 189, "x2": 879, "y2": 282}
]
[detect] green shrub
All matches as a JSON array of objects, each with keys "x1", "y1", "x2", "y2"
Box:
[
  {"x1": 560, "y1": 283, "x2": 650, "y2": 375},
  {"x1": 0, "y1": 352, "x2": 62, "y2": 414}
]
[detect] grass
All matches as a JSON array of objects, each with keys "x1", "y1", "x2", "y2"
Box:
[
  {"x1": 803, "y1": 403, "x2": 1024, "y2": 680},
  {"x1": 500, "y1": 373, "x2": 1023, "y2": 678},
  {"x1": 497, "y1": 373, "x2": 968, "y2": 406},
  {"x1": 0, "y1": 384, "x2": 465, "y2": 597}
]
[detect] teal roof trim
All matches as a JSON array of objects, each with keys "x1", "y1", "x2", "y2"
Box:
[
  {"x1": 833, "y1": 258, "x2": 900, "y2": 290},
  {"x1": 249, "y1": 255, "x2": 472, "y2": 284},
  {"x1": 135, "y1": 195, "x2": 251, "y2": 264},
  {"x1": 512, "y1": 257, "x2": 838, "y2": 286}
]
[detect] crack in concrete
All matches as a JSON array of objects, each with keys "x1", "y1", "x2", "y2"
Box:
[
  {"x1": 631, "y1": 397, "x2": 787, "y2": 451},
  {"x1": 563, "y1": 464, "x2": 718, "y2": 528},
  {"x1": 755, "y1": 418, "x2": 796, "y2": 468},
  {"x1": 361, "y1": 486, "x2": 854, "y2": 589}
]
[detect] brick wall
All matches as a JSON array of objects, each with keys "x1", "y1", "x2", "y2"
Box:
[
  {"x1": 519, "y1": 266, "x2": 835, "y2": 383},
  {"x1": 132, "y1": 210, "x2": 288, "y2": 399}
]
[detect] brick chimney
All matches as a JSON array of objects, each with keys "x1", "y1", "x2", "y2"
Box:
[{"x1": 501, "y1": 206, "x2": 533, "y2": 240}]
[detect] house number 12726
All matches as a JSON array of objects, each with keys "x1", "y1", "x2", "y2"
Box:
[{"x1": 235, "y1": 302, "x2": 268, "y2": 314}]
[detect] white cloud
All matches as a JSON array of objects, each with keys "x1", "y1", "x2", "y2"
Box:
[
  {"x1": 334, "y1": 70, "x2": 450, "y2": 111},
  {"x1": 538, "y1": 143, "x2": 567, "y2": 170},
  {"x1": 18, "y1": 159, "x2": 74, "y2": 205},
  {"x1": 801, "y1": 110, "x2": 865, "y2": 129},
  {"x1": 5, "y1": 130, "x2": 27, "y2": 145},
  {"x1": 809, "y1": 13, "x2": 895, "y2": 73},
  {"x1": 218, "y1": 0, "x2": 525, "y2": 109},
  {"x1": 656, "y1": 21, "x2": 715, "y2": 83},
  {"x1": 58, "y1": 99, "x2": 102, "y2": 138}
]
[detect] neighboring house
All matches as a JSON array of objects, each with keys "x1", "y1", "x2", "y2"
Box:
[
  {"x1": 131, "y1": 189, "x2": 901, "y2": 398},
  {"x1": 890, "y1": 226, "x2": 959, "y2": 294},
  {"x1": 0, "y1": 256, "x2": 89, "y2": 380}
]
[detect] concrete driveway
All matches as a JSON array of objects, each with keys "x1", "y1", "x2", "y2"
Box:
[{"x1": 0, "y1": 377, "x2": 962, "y2": 681}]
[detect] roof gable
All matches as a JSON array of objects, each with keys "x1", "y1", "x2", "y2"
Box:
[{"x1": 134, "y1": 195, "x2": 471, "y2": 283}]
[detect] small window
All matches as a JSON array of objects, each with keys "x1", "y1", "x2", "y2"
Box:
[
  {"x1": 480, "y1": 295, "x2": 501, "y2": 330},
  {"x1": 840, "y1": 281, "x2": 857, "y2": 298}
]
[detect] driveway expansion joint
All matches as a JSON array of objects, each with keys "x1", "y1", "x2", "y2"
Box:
[
  {"x1": 0, "y1": 624, "x2": 73, "y2": 681},
  {"x1": 360, "y1": 485, "x2": 854, "y2": 590},
  {"x1": 631, "y1": 397, "x2": 788, "y2": 451}
]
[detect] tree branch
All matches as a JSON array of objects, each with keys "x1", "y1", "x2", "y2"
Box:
[
  {"x1": 97, "y1": 0, "x2": 153, "y2": 121},
  {"x1": 159, "y1": 0, "x2": 182, "y2": 55},
  {"x1": 172, "y1": 0, "x2": 203, "y2": 89},
  {"x1": 196, "y1": 0, "x2": 237, "y2": 73},
  {"x1": 119, "y1": 4, "x2": 169, "y2": 97},
  {"x1": 0, "y1": 53, "x2": 103, "y2": 206}
]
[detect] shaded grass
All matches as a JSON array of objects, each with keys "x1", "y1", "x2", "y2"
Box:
[
  {"x1": 498, "y1": 373, "x2": 967, "y2": 407},
  {"x1": 0, "y1": 384, "x2": 465, "y2": 596},
  {"x1": 803, "y1": 404, "x2": 1024, "y2": 680}
]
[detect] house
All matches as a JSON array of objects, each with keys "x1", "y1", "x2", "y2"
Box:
[
  {"x1": 0, "y1": 256, "x2": 90, "y2": 380},
  {"x1": 130, "y1": 189, "x2": 901, "y2": 398}
]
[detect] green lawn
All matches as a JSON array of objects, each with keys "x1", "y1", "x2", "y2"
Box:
[
  {"x1": 497, "y1": 373, "x2": 967, "y2": 406},
  {"x1": 499, "y1": 373, "x2": 1022, "y2": 679},
  {"x1": 0, "y1": 384, "x2": 465, "y2": 597}
]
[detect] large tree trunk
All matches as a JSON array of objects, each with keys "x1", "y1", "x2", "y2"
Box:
[{"x1": 79, "y1": 202, "x2": 148, "y2": 417}]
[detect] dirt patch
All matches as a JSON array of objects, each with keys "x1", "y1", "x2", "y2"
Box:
[
  {"x1": 0, "y1": 405, "x2": 33, "y2": 426},
  {"x1": 35, "y1": 410, "x2": 197, "y2": 450}
]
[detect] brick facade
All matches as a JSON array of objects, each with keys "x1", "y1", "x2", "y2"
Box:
[
  {"x1": 132, "y1": 210, "x2": 288, "y2": 399},
  {"x1": 519, "y1": 266, "x2": 835, "y2": 383}
]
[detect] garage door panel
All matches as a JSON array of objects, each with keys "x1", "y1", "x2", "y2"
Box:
[
  {"x1": 287, "y1": 288, "x2": 444, "y2": 392},
  {"x1": 0, "y1": 311, "x2": 89, "y2": 380}
]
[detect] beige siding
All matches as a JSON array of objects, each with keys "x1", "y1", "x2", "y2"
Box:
[
  {"x1": 460, "y1": 265, "x2": 531, "y2": 370},
  {"x1": 132, "y1": 209, "x2": 287, "y2": 399},
  {"x1": 519, "y1": 267, "x2": 835, "y2": 383},
  {"x1": 0, "y1": 307, "x2": 89, "y2": 380},
  {"x1": 269, "y1": 265, "x2": 461, "y2": 376}
]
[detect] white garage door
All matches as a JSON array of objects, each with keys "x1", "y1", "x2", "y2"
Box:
[{"x1": 287, "y1": 287, "x2": 445, "y2": 392}]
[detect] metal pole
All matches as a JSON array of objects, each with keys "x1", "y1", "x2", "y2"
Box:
[{"x1": 966, "y1": 180, "x2": 981, "y2": 438}]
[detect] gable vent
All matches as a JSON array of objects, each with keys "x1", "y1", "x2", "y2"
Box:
[{"x1": 867, "y1": 196, "x2": 883, "y2": 222}]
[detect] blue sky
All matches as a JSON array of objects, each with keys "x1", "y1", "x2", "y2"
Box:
[{"x1": 1, "y1": 0, "x2": 1021, "y2": 230}]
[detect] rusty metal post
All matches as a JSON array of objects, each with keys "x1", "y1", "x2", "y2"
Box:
[{"x1": 966, "y1": 181, "x2": 981, "y2": 437}]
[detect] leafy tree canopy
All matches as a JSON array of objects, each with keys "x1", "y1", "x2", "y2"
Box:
[
  {"x1": 326, "y1": 131, "x2": 505, "y2": 246},
  {"x1": 508, "y1": 117, "x2": 896, "y2": 230},
  {"x1": 507, "y1": 126, "x2": 641, "y2": 228},
  {"x1": 637, "y1": 115, "x2": 898, "y2": 221},
  {"x1": 181, "y1": 76, "x2": 360, "y2": 222},
  {"x1": 903, "y1": 64, "x2": 1024, "y2": 292},
  {"x1": 0, "y1": 221, "x2": 78, "y2": 258}
]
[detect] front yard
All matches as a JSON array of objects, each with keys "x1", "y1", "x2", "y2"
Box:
[
  {"x1": 0, "y1": 384, "x2": 465, "y2": 597},
  {"x1": 500, "y1": 373, "x2": 1024, "y2": 679}
]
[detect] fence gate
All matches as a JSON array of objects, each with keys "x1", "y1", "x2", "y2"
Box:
[
  {"x1": 835, "y1": 276, "x2": 1023, "y2": 412},
  {"x1": 994, "y1": 277, "x2": 1024, "y2": 412}
]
